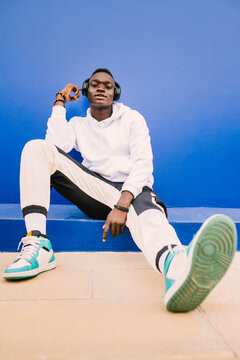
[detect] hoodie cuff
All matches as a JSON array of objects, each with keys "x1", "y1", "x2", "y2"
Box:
[
  {"x1": 121, "y1": 183, "x2": 141, "y2": 199},
  {"x1": 51, "y1": 106, "x2": 66, "y2": 116}
]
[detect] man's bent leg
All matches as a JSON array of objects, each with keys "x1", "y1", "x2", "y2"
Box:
[
  {"x1": 4, "y1": 139, "x2": 121, "y2": 280},
  {"x1": 4, "y1": 140, "x2": 59, "y2": 279},
  {"x1": 20, "y1": 139, "x2": 121, "y2": 221},
  {"x1": 20, "y1": 139, "x2": 57, "y2": 217}
]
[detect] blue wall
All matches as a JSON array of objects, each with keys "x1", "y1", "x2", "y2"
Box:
[{"x1": 0, "y1": 0, "x2": 240, "y2": 207}]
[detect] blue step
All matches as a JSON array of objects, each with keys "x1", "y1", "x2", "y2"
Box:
[{"x1": 0, "y1": 204, "x2": 239, "y2": 251}]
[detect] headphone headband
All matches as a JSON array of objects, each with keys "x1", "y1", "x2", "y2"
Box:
[{"x1": 82, "y1": 78, "x2": 121, "y2": 101}]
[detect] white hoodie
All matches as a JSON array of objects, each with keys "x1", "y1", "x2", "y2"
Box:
[{"x1": 46, "y1": 103, "x2": 154, "y2": 198}]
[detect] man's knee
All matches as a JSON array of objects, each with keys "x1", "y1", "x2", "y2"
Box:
[
  {"x1": 22, "y1": 139, "x2": 55, "y2": 155},
  {"x1": 21, "y1": 140, "x2": 58, "y2": 169}
]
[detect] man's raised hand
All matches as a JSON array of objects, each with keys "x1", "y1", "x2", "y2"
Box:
[{"x1": 60, "y1": 83, "x2": 82, "y2": 102}]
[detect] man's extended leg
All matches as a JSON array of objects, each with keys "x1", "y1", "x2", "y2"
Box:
[
  {"x1": 126, "y1": 189, "x2": 237, "y2": 312},
  {"x1": 126, "y1": 188, "x2": 184, "y2": 272}
]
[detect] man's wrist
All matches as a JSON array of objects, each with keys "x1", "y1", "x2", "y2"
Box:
[
  {"x1": 53, "y1": 93, "x2": 66, "y2": 107},
  {"x1": 55, "y1": 92, "x2": 66, "y2": 101},
  {"x1": 116, "y1": 190, "x2": 134, "y2": 209},
  {"x1": 114, "y1": 205, "x2": 129, "y2": 212},
  {"x1": 53, "y1": 99, "x2": 65, "y2": 107}
]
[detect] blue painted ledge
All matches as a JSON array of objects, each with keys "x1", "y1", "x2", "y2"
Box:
[{"x1": 0, "y1": 204, "x2": 239, "y2": 252}]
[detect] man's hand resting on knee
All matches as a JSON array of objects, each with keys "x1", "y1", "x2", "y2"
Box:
[{"x1": 102, "y1": 191, "x2": 134, "y2": 242}]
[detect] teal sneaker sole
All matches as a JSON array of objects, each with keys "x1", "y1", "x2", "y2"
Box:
[
  {"x1": 165, "y1": 214, "x2": 237, "y2": 312},
  {"x1": 3, "y1": 260, "x2": 56, "y2": 280}
]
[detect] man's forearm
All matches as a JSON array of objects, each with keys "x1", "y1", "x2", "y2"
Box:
[{"x1": 117, "y1": 190, "x2": 134, "y2": 208}]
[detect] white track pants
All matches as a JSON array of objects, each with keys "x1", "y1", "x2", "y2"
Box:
[{"x1": 20, "y1": 140, "x2": 182, "y2": 272}]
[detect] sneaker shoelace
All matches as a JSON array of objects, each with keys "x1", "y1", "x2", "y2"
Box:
[{"x1": 16, "y1": 236, "x2": 41, "y2": 261}]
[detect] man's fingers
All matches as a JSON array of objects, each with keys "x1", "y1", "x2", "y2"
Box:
[
  {"x1": 69, "y1": 87, "x2": 81, "y2": 101},
  {"x1": 73, "y1": 93, "x2": 80, "y2": 100},
  {"x1": 74, "y1": 88, "x2": 80, "y2": 96},
  {"x1": 69, "y1": 94, "x2": 77, "y2": 101},
  {"x1": 116, "y1": 224, "x2": 121, "y2": 236},
  {"x1": 121, "y1": 224, "x2": 125, "y2": 234},
  {"x1": 102, "y1": 222, "x2": 110, "y2": 242},
  {"x1": 111, "y1": 223, "x2": 116, "y2": 238},
  {"x1": 72, "y1": 85, "x2": 80, "y2": 92}
]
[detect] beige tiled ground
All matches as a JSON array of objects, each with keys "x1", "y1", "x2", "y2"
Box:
[{"x1": 0, "y1": 251, "x2": 239, "y2": 360}]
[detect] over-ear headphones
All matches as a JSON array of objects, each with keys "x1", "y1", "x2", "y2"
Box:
[{"x1": 81, "y1": 78, "x2": 121, "y2": 101}]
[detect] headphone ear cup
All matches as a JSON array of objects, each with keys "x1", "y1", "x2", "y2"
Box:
[
  {"x1": 82, "y1": 79, "x2": 89, "y2": 97},
  {"x1": 114, "y1": 82, "x2": 121, "y2": 101}
]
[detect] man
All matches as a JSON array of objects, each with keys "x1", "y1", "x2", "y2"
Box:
[{"x1": 4, "y1": 68, "x2": 237, "y2": 312}]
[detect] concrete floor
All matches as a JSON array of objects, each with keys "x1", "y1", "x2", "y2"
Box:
[{"x1": 0, "y1": 251, "x2": 239, "y2": 360}]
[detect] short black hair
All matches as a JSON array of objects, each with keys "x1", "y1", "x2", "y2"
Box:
[{"x1": 90, "y1": 68, "x2": 114, "y2": 79}]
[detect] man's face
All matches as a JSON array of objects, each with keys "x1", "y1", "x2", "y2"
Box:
[{"x1": 87, "y1": 72, "x2": 115, "y2": 107}]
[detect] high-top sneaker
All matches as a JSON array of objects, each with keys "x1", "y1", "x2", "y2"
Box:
[
  {"x1": 3, "y1": 231, "x2": 56, "y2": 280},
  {"x1": 164, "y1": 214, "x2": 237, "y2": 312}
]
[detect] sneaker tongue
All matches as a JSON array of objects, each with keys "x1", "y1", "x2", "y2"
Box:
[{"x1": 27, "y1": 230, "x2": 42, "y2": 237}]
